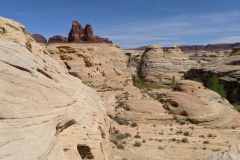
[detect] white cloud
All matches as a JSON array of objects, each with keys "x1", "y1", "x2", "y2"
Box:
[
  {"x1": 95, "y1": 11, "x2": 240, "y2": 48},
  {"x1": 212, "y1": 36, "x2": 240, "y2": 44}
]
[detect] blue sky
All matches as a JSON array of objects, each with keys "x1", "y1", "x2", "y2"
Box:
[{"x1": 1, "y1": 0, "x2": 240, "y2": 48}]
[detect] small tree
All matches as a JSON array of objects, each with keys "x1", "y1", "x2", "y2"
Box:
[
  {"x1": 171, "y1": 75, "x2": 176, "y2": 89},
  {"x1": 207, "y1": 75, "x2": 227, "y2": 98}
]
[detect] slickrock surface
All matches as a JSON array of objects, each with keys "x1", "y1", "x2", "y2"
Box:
[{"x1": 0, "y1": 16, "x2": 110, "y2": 160}]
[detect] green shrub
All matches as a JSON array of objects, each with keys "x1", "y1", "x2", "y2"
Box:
[
  {"x1": 133, "y1": 141, "x2": 141, "y2": 147},
  {"x1": 192, "y1": 77, "x2": 202, "y2": 83},
  {"x1": 142, "y1": 139, "x2": 146, "y2": 143},
  {"x1": 232, "y1": 102, "x2": 240, "y2": 112},
  {"x1": 207, "y1": 75, "x2": 227, "y2": 98},
  {"x1": 171, "y1": 76, "x2": 176, "y2": 89},
  {"x1": 203, "y1": 140, "x2": 210, "y2": 144}
]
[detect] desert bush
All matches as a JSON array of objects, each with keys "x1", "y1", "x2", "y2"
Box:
[
  {"x1": 134, "y1": 134, "x2": 141, "y2": 138},
  {"x1": 183, "y1": 131, "x2": 190, "y2": 136},
  {"x1": 133, "y1": 141, "x2": 141, "y2": 147},
  {"x1": 171, "y1": 76, "x2": 176, "y2": 89},
  {"x1": 124, "y1": 133, "x2": 131, "y2": 138},
  {"x1": 116, "y1": 143, "x2": 125, "y2": 149},
  {"x1": 113, "y1": 116, "x2": 129, "y2": 125},
  {"x1": 116, "y1": 133, "x2": 126, "y2": 140},
  {"x1": 203, "y1": 140, "x2": 210, "y2": 144},
  {"x1": 181, "y1": 137, "x2": 188, "y2": 143},
  {"x1": 131, "y1": 122, "x2": 138, "y2": 127},
  {"x1": 142, "y1": 139, "x2": 146, "y2": 143},
  {"x1": 110, "y1": 139, "x2": 118, "y2": 145},
  {"x1": 158, "y1": 146, "x2": 164, "y2": 150},
  {"x1": 207, "y1": 133, "x2": 213, "y2": 137}
]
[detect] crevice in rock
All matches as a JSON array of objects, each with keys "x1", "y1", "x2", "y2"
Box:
[
  {"x1": 64, "y1": 62, "x2": 71, "y2": 70},
  {"x1": 1, "y1": 61, "x2": 32, "y2": 73},
  {"x1": 56, "y1": 119, "x2": 76, "y2": 135},
  {"x1": 36, "y1": 68, "x2": 52, "y2": 80},
  {"x1": 77, "y1": 145, "x2": 94, "y2": 159},
  {"x1": 0, "y1": 27, "x2": 6, "y2": 34}
]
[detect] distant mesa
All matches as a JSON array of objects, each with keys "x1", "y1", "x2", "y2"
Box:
[
  {"x1": 48, "y1": 35, "x2": 68, "y2": 43},
  {"x1": 32, "y1": 34, "x2": 47, "y2": 43},
  {"x1": 131, "y1": 43, "x2": 240, "y2": 52},
  {"x1": 32, "y1": 20, "x2": 112, "y2": 44}
]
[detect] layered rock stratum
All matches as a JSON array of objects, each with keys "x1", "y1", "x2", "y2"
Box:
[{"x1": 0, "y1": 16, "x2": 110, "y2": 160}]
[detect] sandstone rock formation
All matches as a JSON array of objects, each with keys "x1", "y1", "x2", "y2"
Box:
[
  {"x1": 139, "y1": 44, "x2": 198, "y2": 85},
  {"x1": 32, "y1": 33, "x2": 47, "y2": 43},
  {"x1": 48, "y1": 35, "x2": 68, "y2": 43},
  {"x1": 165, "y1": 80, "x2": 239, "y2": 126},
  {"x1": 165, "y1": 45, "x2": 189, "y2": 60},
  {"x1": 229, "y1": 46, "x2": 240, "y2": 56},
  {"x1": 0, "y1": 16, "x2": 110, "y2": 160},
  {"x1": 68, "y1": 20, "x2": 112, "y2": 43}
]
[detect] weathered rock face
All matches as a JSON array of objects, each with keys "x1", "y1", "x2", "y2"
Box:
[
  {"x1": 68, "y1": 20, "x2": 112, "y2": 43},
  {"x1": 68, "y1": 21, "x2": 84, "y2": 42},
  {"x1": 32, "y1": 34, "x2": 47, "y2": 43},
  {"x1": 0, "y1": 16, "x2": 110, "y2": 160},
  {"x1": 48, "y1": 35, "x2": 68, "y2": 43},
  {"x1": 185, "y1": 47, "x2": 240, "y2": 103},
  {"x1": 139, "y1": 44, "x2": 198, "y2": 85},
  {"x1": 84, "y1": 23, "x2": 94, "y2": 41}
]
